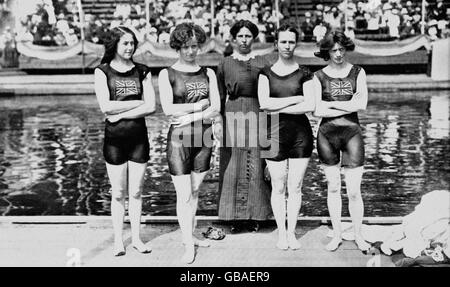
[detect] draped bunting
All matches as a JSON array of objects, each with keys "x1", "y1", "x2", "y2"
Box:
[{"x1": 16, "y1": 35, "x2": 431, "y2": 61}]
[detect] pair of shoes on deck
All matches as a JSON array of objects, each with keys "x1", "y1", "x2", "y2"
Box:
[
  {"x1": 202, "y1": 226, "x2": 226, "y2": 240},
  {"x1": 230, "y1": 220, "x2": 260, "y2": 234}
]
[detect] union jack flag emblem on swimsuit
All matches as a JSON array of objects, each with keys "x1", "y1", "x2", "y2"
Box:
[
  {"x1": 115, "y1": 80, "x2": 138, "y2": 96},
  {"x1": 330, "y1": 80, "x2": 353, "y2": 97},
  {"x1": 185, "y1": 81, "x2": 208, "y2": 102}
]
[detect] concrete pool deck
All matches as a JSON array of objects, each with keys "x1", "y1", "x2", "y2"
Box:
[
  {"x1": 0, "y1": 73, "x2": 449, "y2": 96},
  {"x1": 0, "y1": 216, "x2": 399, "y2": 267}
]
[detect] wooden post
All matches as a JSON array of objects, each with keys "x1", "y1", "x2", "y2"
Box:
[
  {"x1": 294, "y1": 0, "x2": 299, "y2": 29},
  {"x1": 344, "y1": 0, "x2": 348, "y2": 31},
  {"x1": 275, "y1": 0, "x2": 280, "y2": 29},
  {"x1": 421, "y1": 0, "x2": 426, "y2": 35},
  {"x1": 145, "y1": 0, "x2": 150, "y2": 25},
  {"x1": 76, "y1": 0, "x2": 85, "y2": 74},
  {"x1": 210, "y1": 0, "x2": 215, "y2": 37}
]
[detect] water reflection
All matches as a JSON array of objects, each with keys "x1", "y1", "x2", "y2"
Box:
[{"x1": 0, "y1": 92, "x2": 449, "y2": 216}]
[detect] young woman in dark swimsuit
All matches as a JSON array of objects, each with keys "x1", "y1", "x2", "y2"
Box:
[
  {"x1": 94, "y1": 26, "x2": 156, "y2": 256},
  {"x1": 313, "y1": 31, "x2": 371, "y2": 252},
  {"x1": 258, "y1": 24, "x2": 315, "y2": 250},
  {"x1": 158, "y1": 23, "x2": 221, "y2": 264}
]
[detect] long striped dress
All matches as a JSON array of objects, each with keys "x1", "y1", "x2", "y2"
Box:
[{"x1": 216, "y1": 55, "x2": 272, "y2": 221}]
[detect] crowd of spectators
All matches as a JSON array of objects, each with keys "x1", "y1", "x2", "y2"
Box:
[
  {"x1": 2, "y1": 0, "x2": 449, "y2": 49},
  {"x1": 9, "y1": 0, "x2": 291, "y2": 46},
  {"x1": 300, "y1": 0, "x2": 449, "y2": 42}
]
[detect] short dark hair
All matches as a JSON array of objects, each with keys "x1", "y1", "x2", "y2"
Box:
[
  {"x1": 101, "y1": 26, "x2": 139, "y2": 64},
  {"x1": 169, "y1": 22, "x2": 207, "y2": 51},
  {"x1": 274, "y1": 23, "x2": 299, "y2": 43},
  {"x1": 230, "y1": 20, "x2": 259, "y2": 39},
  {"x1": 314, "y1": 30, "x2": 355, "y2": 61}
]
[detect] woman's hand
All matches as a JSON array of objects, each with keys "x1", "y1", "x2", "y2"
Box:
[
  {"x1": 198, "y1": 98, "x2": 210, "y2": 110},
  {"x1": 351, "y1": 91, "x2": 361, "y2": 101},
  {"x1": 173, "y1": 114, "x2": 193, "y2": 127},
  {"x1": 106, "y1": 114, "x2": 122, "y2": 123},
  {"x1": 212, "y1": 116, "x2": 223, "y2": 142},
  {"x1": 295, "y1": 95, "x2": 305, "y2": 103}
]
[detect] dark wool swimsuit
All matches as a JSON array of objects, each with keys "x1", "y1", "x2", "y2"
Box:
[
  {"x1": 259, "y1": 65, "x2": 314, "y2": 161},
  {"x1": 97, "y1": 62, "x2": 151, "y2": 165},
  {"x1": 315, "y1": 65, "x2": 365, "y2": 168},
  {"x1": 164, "y1": 66, "x2": 213, "y2": 176}
]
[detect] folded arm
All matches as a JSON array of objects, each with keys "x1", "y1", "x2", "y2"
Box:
[
  {"x1": 106, "y1": 72, "x2": 157, "y2": 122},
  {"x1": 269, "y1": 80, "x2": 315, "y2": 114},
  {"x1": 258, "y1": 74, "x2": 304, "y2": 111},
  {"x1": 158, "y1": 68, "x2": 209, "y2": 117},
  {"x1": 172, "y1": 68, "x2": 222, "y2": 127},
  {"x1": 323, "y1": 68, "x2": 368, "y2": 113},
  {"x1": 94, "y1": 68, "x2": 144, "y2": 115},
  {"x1": 312, "y1": 75, "x2": 351, "y2": 118}
]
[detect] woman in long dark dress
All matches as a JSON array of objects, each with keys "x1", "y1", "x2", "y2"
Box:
[{"x1": 217, "y1": 20, "x2": 272, "y2": 232}]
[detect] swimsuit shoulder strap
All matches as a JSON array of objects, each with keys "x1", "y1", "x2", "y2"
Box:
[
  {"x1": 134, "y1": 62, "x2": 151, "y2": 82},
  {"x1": 348, "y1": 65, "x2": 362, "y2": 80},
  {"x1": 314, "y1": 68, "x2": 327, "y2": 84},
  {"x1": 166, "y1": 66, "x2": 176, "y2": 85},
  {"x1": 96, "y1": 63, "x2": 111, "y2": 78},
  {"x1": 299, "y1": 65, "x2": 313, "y2": 84}
]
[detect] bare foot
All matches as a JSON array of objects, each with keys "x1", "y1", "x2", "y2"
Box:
[
  {"x1": 113, "y1": 241, "x2": 126, "y2": 257},
  {"x1": 276, "y1": 233, "x2": 289, "y2": 250},
  {"x1": 325, "y1": 236, "x2": 342, "y2": 252},
  {"x1": 181, "y1": 243, "x2": 195, "y2": 264},
  {"x1": 380, "y1": 243, "x2": 392, "y2": 255},
  {"x1": 194, "y1": 238, "x2": 210, "y2": 247},
  {"x1": 132, "y1": 240, "x2": 152, "y2": 253},
  {"x1": 287, "y1": 233, "x2": 301, "y2": 250},
  {"x1": 355, "y1": 235, "x2": 371, "y2": 252}
]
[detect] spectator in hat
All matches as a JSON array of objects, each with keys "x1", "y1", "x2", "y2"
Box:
[
  {"x1": 412, "y1": 7, "x2": 422, "y2": 33},
  {"x1": 345, "y1": 18, "x2": 356, "y2": 39},
  {"x1": 400, "y1": 15, "x2": 415, "y2": 38},
  {"x1": 146, "y1": 27, "x2": 158, "y2": 43},
  {"x1": 158, "y1": 28, "x2": 170, "y2": 44},
  {"x1": 367, "y1": 12, "x2": 381, "y2": 34},
  {"x1": 387, "y1": 8, "x2": 400, "y2": 38},
  {"x1": 56, "y1": 13, "x2": 69, "y2": 34},
  {"x1": 428, "y1": 19, "x2": 439, "y2": 40},
  {"x1": 54, "y1": 30, "x2": 66, "y2": 46},
  {"x1": 327, "y1": 6, "x2": 343, "y2": 30},
  {"x1": 405, "y1": 1, "x2": 414, "y2": 15},
  {"x1": 313, "y1": 20, "x2": 328, "y2": 42},
  {"x1": 315, "y1": 10, "x2": 324, "y2": 27},
  {"x1": 433, "y1": 0, "x2": 449, "y2": 38},
  {"x1": 65, "y1": 28, "x2": 79, "y2": 46},
  {"x1": 257, "y1": 23, "x2": 267, "y2": 43},
  {"x1": 237, "y1": 4, "x2": 251, "y2": 21},
  {"x1": 301, "y1": 12, "x2": 315, "y2": 42}
]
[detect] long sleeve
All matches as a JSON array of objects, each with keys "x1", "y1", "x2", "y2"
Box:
[{"x1": 216, "y1": 59, "x2": 227, "y2": 115}]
